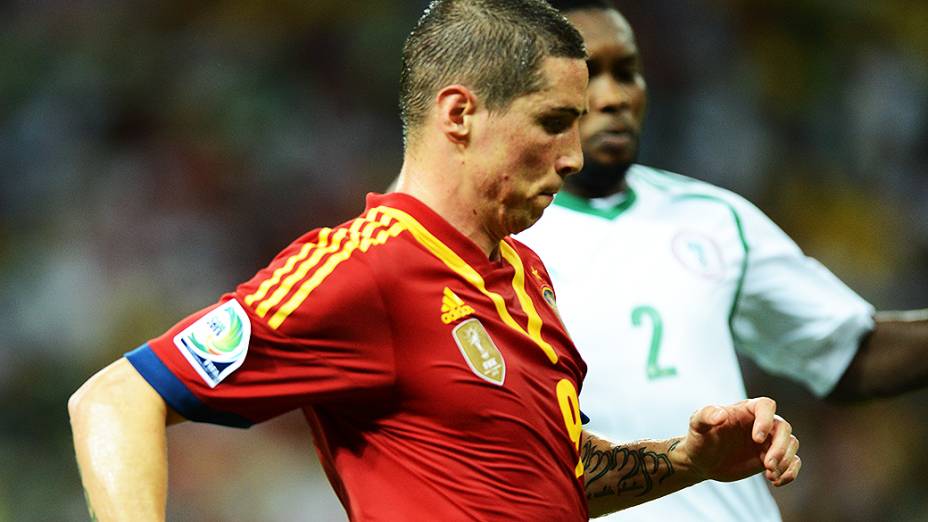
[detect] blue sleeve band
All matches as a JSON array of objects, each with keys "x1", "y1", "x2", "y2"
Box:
[
  {"x1": 580, "y1": 410, "x2": 590, "y2": 425},
  {"x1": 125, "y1": 344, "x2": 253, "y2": 429}
]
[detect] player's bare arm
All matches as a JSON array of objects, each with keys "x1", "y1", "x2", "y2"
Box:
[
  {"x1": 830, "y1": 310, "x2": 928, "y2": 400},
  {"x1": 69, "y1": 359, "x2": 184, "y2": 522},
  {"x1": 583, "y1": 397, "x2": 800, "y2": 518}
]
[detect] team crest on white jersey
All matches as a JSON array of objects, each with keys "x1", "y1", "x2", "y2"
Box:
[
  {"x1": 441, "y1": 287, "x2": 475, "y2": 324},
  {"x1": 174, "y1": 299, "x2": 251, "y2": 388},
  {"x1": 671, "y1": 231, "x2": 725, "y2": 279},
  {"x1": 452, "y1": 318, "x2": 506, "y2": 385}
]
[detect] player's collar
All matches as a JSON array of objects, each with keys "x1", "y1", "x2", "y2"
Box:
[
  {"x1": 365, "y1": 192, "x2": 506, "y2": 269},
  {"x1": 553, "y1": 187, "x2": 637, "y2": 220}
]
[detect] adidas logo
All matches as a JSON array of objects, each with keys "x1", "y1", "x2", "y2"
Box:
[{"x1": 441, "y1": 287, "x2": 475, "y2": 324}]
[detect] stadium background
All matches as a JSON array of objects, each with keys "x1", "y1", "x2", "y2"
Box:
[{"x1": 2, "y1": 0, "x2": 926, "y2": 520}]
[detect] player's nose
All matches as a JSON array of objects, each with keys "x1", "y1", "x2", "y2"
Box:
[{"x1": 555, "y1": 128, "x2": 584, "y2": 178}]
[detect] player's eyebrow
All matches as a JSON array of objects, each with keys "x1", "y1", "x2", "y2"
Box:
[
  {"x1": 546, "y1": 106, "x2": 589, "y2": 118},
  {"x1": 588, "y1": 54, "x2": 639, "y2": 66}
]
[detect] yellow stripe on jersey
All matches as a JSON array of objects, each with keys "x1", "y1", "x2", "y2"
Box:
[
  {"x1": 358, "y1": 214, "x2": 388, "y2": 251},
  {"x1": 244, "y1": 232, "x2": 326, "y2": 307},
  {"x1": 378, "y1": 206, "x2": 558, "y2": 365},
  {"x1": 498, "y1": 240, "x2": 552, "y2": 360},
  {"x1": 378, "y1": 210, "x2": 393, "y2": 226},
  {"x1": 254, "y1": 226, "x2": 348, "y2": 318},
  {"x1": 267, "y1": 213, "x2": 404, "y2": 329},
  {"x1": 253, "y1": 209, "x2": 378, "y2": 319}
]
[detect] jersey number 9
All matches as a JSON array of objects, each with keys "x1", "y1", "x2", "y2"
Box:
[{"x1": 556, "y1": 378, "x2": 584, "y2": 478}]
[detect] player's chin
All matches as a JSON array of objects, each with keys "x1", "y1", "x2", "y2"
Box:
[
  {"x1": 533, "y1": 193, "x2": 555, "y2": 208},
  {"x1": 532, "y1": 193, "x2": 559, "y2": 218},
  {"x1": 509, "y1": 206, "x2": 546, "y2": 235}
]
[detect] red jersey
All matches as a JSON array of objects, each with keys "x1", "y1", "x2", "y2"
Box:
[{"x1": 127, "y1": 192, "x2": 589, "y2": 521}]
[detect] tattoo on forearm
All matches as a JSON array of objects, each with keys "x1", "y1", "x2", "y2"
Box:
[{"x1": 582, "y1": 439, "x2": 676, "y2": 499}]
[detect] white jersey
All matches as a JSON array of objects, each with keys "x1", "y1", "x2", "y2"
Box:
[{"x1": 517, "y1": 164, "x2": 874, "y2": 522}]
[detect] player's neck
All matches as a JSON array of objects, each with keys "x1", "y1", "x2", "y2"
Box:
[
  {"x1": 562, "y1": 160, "x2": 631, "y2": 199},
  {"x1": 395, "y1": 162, "x2": 502, "y2": 261}
]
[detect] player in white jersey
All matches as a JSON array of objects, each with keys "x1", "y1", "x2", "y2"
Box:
[{"x1": 518, "y1": 1, "x2": 928, "y2": 520}]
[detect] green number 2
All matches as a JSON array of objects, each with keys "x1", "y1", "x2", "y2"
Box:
[{"x1": 631, "y1": 306, "x2": 677, "y2": 380}]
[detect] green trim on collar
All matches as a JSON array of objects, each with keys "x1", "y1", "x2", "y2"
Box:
[{"x1": 553, "y1": 187, "x2": 637, "y2": 220}]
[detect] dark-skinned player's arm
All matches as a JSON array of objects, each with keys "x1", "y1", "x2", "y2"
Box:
[
  {"x1": 829, "y1": 310, "x2": 928, "y2": 401},
  {"x1": 582, "y1": 397, "x2": 800, "y2": 518},
  {"x1": 69, "y1": 358, "x2": 186, "y2": 522}
]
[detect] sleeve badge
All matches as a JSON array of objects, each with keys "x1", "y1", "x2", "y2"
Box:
[{"x1": 174, "y1": 299, "x2": 252, "y2": 388}]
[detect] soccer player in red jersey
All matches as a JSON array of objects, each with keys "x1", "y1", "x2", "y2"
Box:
[{"x1": 68, "y1": 1, "x2": 800, "y2": 520}]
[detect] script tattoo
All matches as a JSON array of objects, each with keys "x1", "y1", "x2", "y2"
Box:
[{"x1": 582, "y1": 439, "x2": 677, "y2": 499}]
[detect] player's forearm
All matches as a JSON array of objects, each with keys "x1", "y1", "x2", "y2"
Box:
[
  {"x1": 830, "y1": 310, "x2": 928, "y2": 401},
  {"x1": 581, "y1": 431, "x2": 702, "y2": 517},
  {"x1": 69, "y1": 358, "x2": 171, "y2": 521}
]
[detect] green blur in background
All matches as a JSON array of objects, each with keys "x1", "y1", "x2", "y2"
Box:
[{"x1": 1, "y1": 1, "x2": 926, "y2": 520}]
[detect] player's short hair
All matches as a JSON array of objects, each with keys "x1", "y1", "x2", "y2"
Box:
[
  {"x1": 547, "y1": 0, "x2": 616, "y2": 12},
  {"x1": 399, "y1": 0, "x2": 587, "y2": 146}
]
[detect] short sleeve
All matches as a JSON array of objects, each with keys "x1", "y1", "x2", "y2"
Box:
[
  {"x1": 729, "y1": 195, "x2": 875, "y2": 397},
  {"x1": 126, "y1": 242, "x2": 396, "y2": 427}
]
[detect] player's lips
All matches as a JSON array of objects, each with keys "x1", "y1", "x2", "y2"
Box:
[
  {"x1": 539, "y1": 184, "x2": 561, "y2": 197},
  {"x1": 589, "y1": 129, "x2": 636, "y2": 150},
  {"x1": 534, "y1": 187, "x2": 560, "y2": 203}
]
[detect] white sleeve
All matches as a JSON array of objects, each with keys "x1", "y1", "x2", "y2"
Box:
[{"x1": 728, "y1": 194, "x2": 875, "y2": 397}]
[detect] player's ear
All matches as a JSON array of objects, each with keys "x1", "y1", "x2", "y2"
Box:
[{"x1": 434, "y1": 85, "x2": 477, "y2": 145}]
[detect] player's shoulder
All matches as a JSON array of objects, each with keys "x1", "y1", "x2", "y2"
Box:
[
  {"x1": 629, "y1": 164, "x2": 734, "y2": 200},
  {"x1": 239, "y1": 208, "x2": 409, "y2": 301},
  {"x1": 506, "y1": 236, "x2": 555, "y2": 280},
  {"x1": 628, "y1": 164, "x2": 765, "y2": 216},
  {"x1": 236, "y1": 208, "x2": 410, "y2": 332},
  {"x1": 507, "y1": 235, "x2": 543, "y2": 264},
  {"x1": 273, "y1": 207, "x2": 409, "y2": 265}
]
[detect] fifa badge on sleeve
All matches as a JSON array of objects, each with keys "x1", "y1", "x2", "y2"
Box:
[{"x1": 174, "y1": 299, "x2": 252, "y2": 388}]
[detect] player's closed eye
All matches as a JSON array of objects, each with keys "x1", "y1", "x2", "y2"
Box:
[
  {"x1": 539, "y1": 115, "x2": 574, "y2": 135},
  {"x1": 613, "y1": 66, "x2": 638, "y2": 83}
]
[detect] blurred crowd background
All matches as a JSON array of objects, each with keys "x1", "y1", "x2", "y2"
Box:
[{"x1": 2, "y1": 0, "x2": 926, "y2": 520}]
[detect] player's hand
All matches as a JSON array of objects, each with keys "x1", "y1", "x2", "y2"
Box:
[{"x1": 678, "y1": 397, "x2": 801, "y2": 487}]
